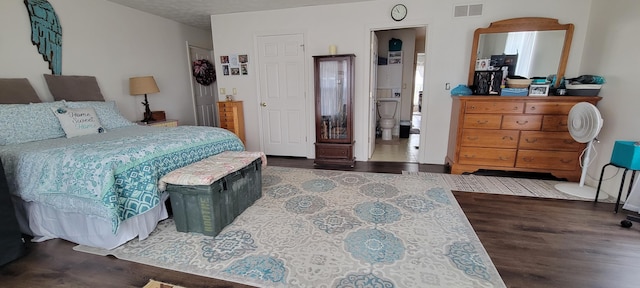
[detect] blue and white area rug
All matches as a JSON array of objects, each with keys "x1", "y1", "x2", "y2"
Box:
[{"x1": 75, "y1": 166, "x2": 506, "y2": 288}]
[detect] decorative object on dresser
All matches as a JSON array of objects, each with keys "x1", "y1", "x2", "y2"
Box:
[
  {"x1": 446, "y1": 96, "x2": 601, "y2": 181},
  {"x1": 218, "y1": 101, "x2": 246, "y2": 145},
  {"x1": 129, "y1": 76, "x2": 160, "y2": 123},
  {"x1": 313, "y1": 54, "x2": 356, "y2": 167}
]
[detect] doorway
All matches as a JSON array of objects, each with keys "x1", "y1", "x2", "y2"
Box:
[
  {"x1": 369, "y1": 27, "x2": 426, "y2": 163},
  {"x1": 187, "y1": 43, "x2": 218, "y2": 126}
]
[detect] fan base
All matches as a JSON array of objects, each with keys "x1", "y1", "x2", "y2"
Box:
[{"x1": 555, "y1": 183, "x2": 608, "y2": 200}]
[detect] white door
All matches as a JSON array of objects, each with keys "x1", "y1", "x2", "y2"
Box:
[
  {"x1": 187, "y1": 44, "x2": 218, "y2": 126},
  {"x1": 256, "y1": 34, "x2": 306, "y2": 156},
  {"x1": 368, "y1": 32, "x2": 379, "y2": 159}
]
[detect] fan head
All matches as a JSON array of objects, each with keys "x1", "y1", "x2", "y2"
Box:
[{"x1": 567, "y1": 102, "x2": 603, "y2": 143}]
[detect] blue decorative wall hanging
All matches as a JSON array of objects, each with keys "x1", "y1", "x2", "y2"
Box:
[{"x1": 24, "y1": 0, "x2": 62, "y2": 75}]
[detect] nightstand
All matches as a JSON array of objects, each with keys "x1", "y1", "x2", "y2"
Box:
[{"x1": 139, "y1": 119, "x2": 178, "y2": 127}]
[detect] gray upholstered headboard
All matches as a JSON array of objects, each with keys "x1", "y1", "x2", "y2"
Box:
[{"x1": 0, "y1": 78, "x2": 41, "y2": 104}]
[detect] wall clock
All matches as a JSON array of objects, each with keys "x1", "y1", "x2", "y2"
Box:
[{"x1": 391, "y1": 4, "x2": 407, "y2": 21}]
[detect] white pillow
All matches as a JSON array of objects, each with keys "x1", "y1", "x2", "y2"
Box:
[
  {"x1": 51, "y1": 107, "x2": 106, "y2": 138},
  {"x1": 64, "y1": 101, "x2": 135, "y2": 129}
]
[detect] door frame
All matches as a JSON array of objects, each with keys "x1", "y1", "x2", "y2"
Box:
[
  {"x1": 364, "y1": 24, "x2": 428, "y2": 163},
  {"x1": 186, "y1": 42, "x2": 218, "y2": 126}
]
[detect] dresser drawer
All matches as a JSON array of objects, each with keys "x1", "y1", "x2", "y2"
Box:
[
  {"x1": 525, "y1": 102, "x2": 575, "y2": 114},
  {"x1": 465, "y1": 101, "x2": 524, "y2": 114},
  {"x1": 519, "y1": 131, "x2": 582, "y2": 151},
  {"x1": 458, "y1": 147, "x2": 516, "y2": 167},
  {"x1": 461, "y1": 129, "x2": 519, "y2": 148},
  {"x1": 542, "y1": 115, "x2": 569, "y2": 131},
  {"x1": 516, "y1": 150, "x2": 581, "y2": 171},
  {"x1": 219, "y1": 115, "x2": 236, "y2": 122},
  {"x1": 463, "y1": 114, "x2": 502, "y2": 129},
  {"x1": 501, "y1": 115, "x2": 542, "y2": 130}
]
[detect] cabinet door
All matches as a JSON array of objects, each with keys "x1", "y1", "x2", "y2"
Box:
[{"x1": 314, "y1": 55, "x2": 355, "y2": 144}]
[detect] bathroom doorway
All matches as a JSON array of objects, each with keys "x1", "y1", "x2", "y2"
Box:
[{"x1": 369, "y1": 27, "x2": 426, "y2": 163}]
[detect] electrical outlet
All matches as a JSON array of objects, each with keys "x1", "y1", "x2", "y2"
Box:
[
  {"x1": 219, "y1": 88, "x2": 226, "y2": 94},
  {"x1": 232, "y1": 88, "x2": 237, "y2": 95}
]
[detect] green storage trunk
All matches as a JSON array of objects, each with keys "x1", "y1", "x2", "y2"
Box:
[{"x1": 166, "y1": 158, "x2": 262, "y2": 236}]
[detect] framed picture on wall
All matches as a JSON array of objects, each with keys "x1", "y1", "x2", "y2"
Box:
[{"x1": 388, "y1": 51, "x2": 402, "y2": 64}]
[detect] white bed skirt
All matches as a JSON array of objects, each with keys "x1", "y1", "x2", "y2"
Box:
[{"x1": 12, "y1": 193, "x2": 169, "y2": 250}]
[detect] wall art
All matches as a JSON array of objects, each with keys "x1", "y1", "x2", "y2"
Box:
[{"x1": 24, "y1": 0, "x2": 62, "y2": 75}]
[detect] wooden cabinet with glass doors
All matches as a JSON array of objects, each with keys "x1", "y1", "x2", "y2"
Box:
[{"x1": 313, "y1": 54, "x2": 355, "y2": 167}]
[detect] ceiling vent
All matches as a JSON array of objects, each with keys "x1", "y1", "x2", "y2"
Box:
[{"x1": 454, "y1": 3, "x2": 483, "y2": 17}]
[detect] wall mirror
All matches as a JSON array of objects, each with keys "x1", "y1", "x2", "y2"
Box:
[{"x1": 468, "y1": 17, "x2": 574, "y2": 88}]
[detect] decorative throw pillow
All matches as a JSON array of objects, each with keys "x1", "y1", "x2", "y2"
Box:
[
  {"x1": 64, "y1": 101, "x2": 135, "y2": 129},
  {"x1": 51, "y1": 107, "x2": 106, "y2": 138},
  {"x1": 0, "y1": 102, "x2": 66, "y2": 145}
]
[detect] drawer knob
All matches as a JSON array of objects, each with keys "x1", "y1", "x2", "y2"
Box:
[
  {"x1": 529, "y1": 106, "x2": 536, "y2": 111},
  {"x1": 502, "y1": 136, "x2": 513, "y2": 141},
  {"x1": 525, "y1": 138, "x2": 537, "y2": 143},
  {"x1": 261, "y1": 102, "x2": 267, "y2": 107},
  {"x1": 499, "y1": 156, "x2": 508, "y2": 161},
  {"x1": 516, "y1": 120, "x2": 528, "y2": 125},
  {"x1": 513, "y1": 106, "x2": 520, "y2": 110},
  {"x1": 476, "y1": 120, "x2": 488, "y2": 124},
  {"x1": 560, "y1": 159, "x2": 572, "y2": 164},
  {"x1": 523, "y1": 157, "x2": 534, "y2": 162},
  {"x1": 463, "y1": 154, "x2": 475, "y2": 158}
]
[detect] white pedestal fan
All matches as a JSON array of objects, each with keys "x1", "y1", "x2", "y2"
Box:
[{"x1": 555, "y1": 102, "x2": 608, "y2": 200}]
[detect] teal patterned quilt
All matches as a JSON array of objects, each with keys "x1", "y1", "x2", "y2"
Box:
[{"x1": 0, "y1": 125, "x2": 245, "y2": 232}]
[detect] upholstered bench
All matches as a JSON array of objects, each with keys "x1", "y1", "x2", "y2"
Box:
[{"x1": 159, "y1": 151, "x2": 266, "y2": 236}]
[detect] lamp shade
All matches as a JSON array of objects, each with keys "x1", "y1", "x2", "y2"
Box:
[{"x1": 129, "y1": 76, "x2": 159, "y2": 95}]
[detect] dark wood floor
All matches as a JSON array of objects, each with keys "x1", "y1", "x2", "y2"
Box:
[{"x1": 1, "y1": 157, "x2": 640, "y2": 288}]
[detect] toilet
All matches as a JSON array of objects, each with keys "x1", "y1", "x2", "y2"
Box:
[{"x1": 377, "y1": 99, "x2": 398, "y2": 141}]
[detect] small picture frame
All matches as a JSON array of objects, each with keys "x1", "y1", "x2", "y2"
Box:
[
  {"x1": 388, "y1": 51, "x2": 402, "y2": 64},
  {"x1": 529, "y1": 84, "x2": 550, "y2": 96}
]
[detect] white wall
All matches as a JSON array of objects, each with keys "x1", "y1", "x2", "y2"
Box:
[
  {"x1": 0, "y1": 0, "x2": 212, "y2": 125},
  {"x1": 580, "y1": 0, "x2": 640, "y2": 196},
  {"x1": 211, "y1": 0, "x2": 593, "y2": 162}
]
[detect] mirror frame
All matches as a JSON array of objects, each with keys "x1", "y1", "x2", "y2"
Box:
[{"x1": 468, "y1": 17, "x2": 574, "y2": 88}]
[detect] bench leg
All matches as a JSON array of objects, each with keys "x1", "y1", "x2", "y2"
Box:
[
  {"x1": 615, "y1": 169, "x2": 629, "y2": 213},
  {"x1": 595, "y1": 163, "x2": 613, "y2": 203}
]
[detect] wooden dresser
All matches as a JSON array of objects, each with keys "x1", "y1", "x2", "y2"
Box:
[
  {"x1": 446, "y1": 96, "x2": 601, "y2": 181},
  {"x1": 218, "y1": 101, "x2": 246, "y2": 145}
]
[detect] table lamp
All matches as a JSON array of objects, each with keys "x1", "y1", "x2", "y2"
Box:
[{"x1": 129, "y1": 76, "x2": 160, "y2": 123}]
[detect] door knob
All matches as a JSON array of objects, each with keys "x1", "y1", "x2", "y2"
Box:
[{"x1": 260, "y1": 102, "x2": 267, "y2": 107}]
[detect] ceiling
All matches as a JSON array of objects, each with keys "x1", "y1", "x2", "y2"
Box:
[{"x1": 106, "y1": 0, "x2": 374, "y2": 30}]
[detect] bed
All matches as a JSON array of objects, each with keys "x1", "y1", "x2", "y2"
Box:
[{"x1": 0, "y1": 77, "x2": 245, "y2": 249}]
